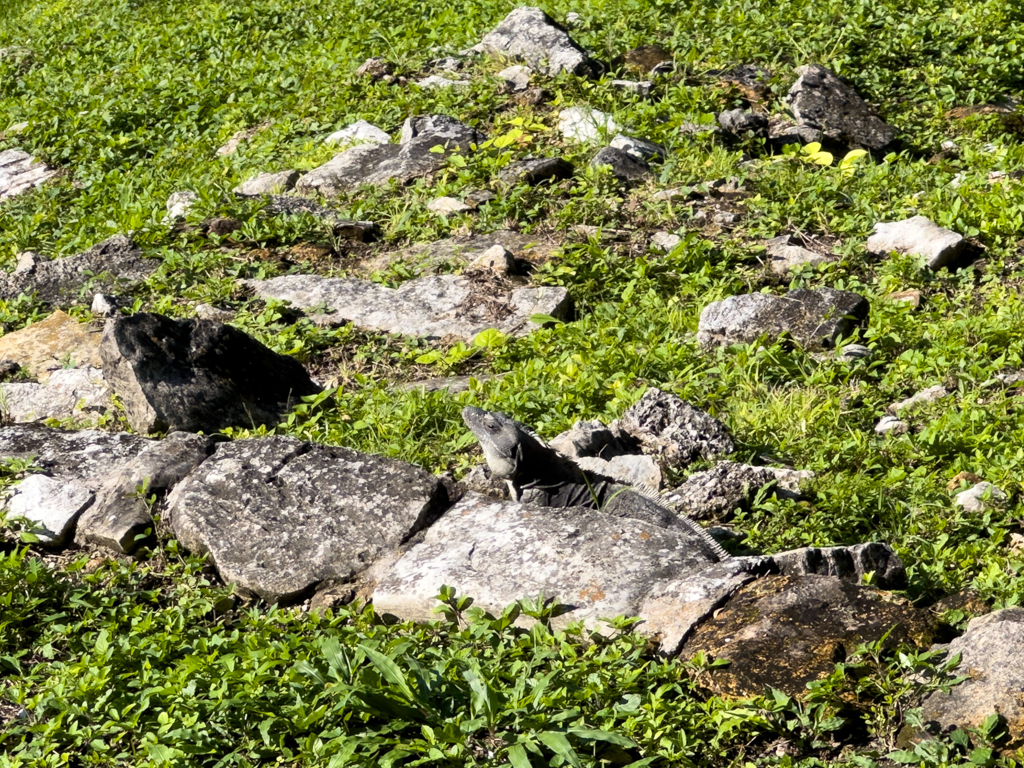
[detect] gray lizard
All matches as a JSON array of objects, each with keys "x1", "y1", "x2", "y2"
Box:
[{"x1": 461, "y1": 405, "x2": 730, "y2": 562}]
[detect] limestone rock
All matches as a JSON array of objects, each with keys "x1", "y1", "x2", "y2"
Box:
[
  {"x1": 765, "y1": 235, "x2": 834, "y2": 275},
  {"x1": 549, "y1": 420, "x2": 628, "y2": 459},
  {"x1": 575, "y1": 454, "x2": 662, "y2": 489},
  {"x1": 697, "y1": 288, "x2": 869, "y2": 351},
  {"x1": 373, "y1": 493, "x2": 722, "y2": 631},
  {"x1": 0, "y1": 310, "x2": 103, "y2": 381},
  {"x1": 787, "y1": 65, "x2": 896, "y2": 150},
  {"x1": 920, "y1": 609, "x2": 1024, "y2": 746},
  {"x1": 650, "y1": 231, "x2": 682, "y2": 253},
  {"x1": 323, "y1": 120, "x2": 390, "y2": 147},
  {"x1": 953, "y1": 482, "x2": 1008, "y2": 513},
  {"x1": 355, "y1": 57, "x2": 392, "y2": 80},
  {"x1": 616, "y1": 388, "x2": 734, "y2": 470},
  {"x1": 609, "y1": 134, "x2": 667, "y2": 163},
  {"x1": 866, "y1": 216, "x2": 966, "y2": 271},
  {"x1": 99, "y1": 312, "x2": 322, "y2": 434},
  {"x1": 499, "y1": 157, "x2": 574, "y2": 185},
  {"x1": 664, "y1": 462, "x2": 777, "y2": 520},
  {"x1": 770, "y1": 542, "x2": 907, "y2": 589},
  {"x1": 0, "y1": 149, "x2": 56, "y2": 201},
  {"x1": 610, "y1": 79, "x2": 652, "y2": 98},
  {"x1": 5, "y1": 474, "x2": 93, "y2": 546},
  {"x1": 416, "y1": 75, "x2": 469, "y2": 89},
  {"x1": 558, "y1": 107, "x2": 618, "y2": 143},
  {"x1": 891, "y1": 384, "x2": 950, "y2": 413},
  {"x1": 245, "y1": 273, "x2": 573, "y2": 341},
  {"x1": 427, "y1": 196, "x2": 471, "y2": 215},
  {"x1": 0, "y1": 235, "x2": 154, "y2": 305},
  {"x1": 233, "y1": 170, "x2": 300, "y2": 197},
  {"x1": 497, "y1": 65, "x2": 532, "y2": 92},
  {"x1": 474, "y1": 7, "x2": 598, "y2": 77},
  {"x1": 166, "y1": 437, "x2": 447, "y2": 603},
  {"x1": 361, "y1": 230, "x2": 556, "y2": 275},
  {"x1": 875, "y1": 416, "x2": 909, "y2": 436},
  {"x1": 261, "y1": 197, "x2": 379, "y2": 240},
  {"x1": 297, "y1": 117, "x2": 483, "y2": 196},
  {"x1": 467, "y1": 245, "x2": 516, "y2": 274},
  {"x1": 718, "y1": 109, "x2": 768, "y2": 137},
  {"x1": 682, "y1": 574, "x2": 929, "y2": 697},
  {"x1": 589, "y1": 147, "x2": 650, "y2": 182},
  {"x1": 165, "y1": 190, "x2": 197, "y2": 221},
  {"x1": 0, "y1": 367, "x2": 112, "y2": 424}
]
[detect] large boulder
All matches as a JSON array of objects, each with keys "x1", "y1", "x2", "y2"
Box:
[
  {"x1": 166, "y1": 437, "x2": 448, "y2": 603},
  {"x1": 681, "y1": 574, "x2": 930, "y2": 697},
  {"x1": 296, "y1": 116, "x2": 483, "y2": 196},
  {"x1": 0, "y1": 148, "x2": 56, "y2": 201},
  {"x1": 372, "y1": 492, "x2": 726, "y2": 631},
  {"x1": 697, "y1": 287, "x2": 869, "y2": 350},
  {"x1": 0, "y1": 235, "x2": 155, "y2": 305},
  {"x1": 865, "y1": 216, "x2": 967, "y2": 271},
  {"x1": 919, "y1": 609, "x2": 1024, "y2": 747},
  {"x1": 99, "y1": 313, "x2": 322, "y2": 434},
  {"x1": 615, "y1": 388, "x2": 734, "y2": 470},
  {"x1": 786, "y1": 65, "x2": 896, "y2": 150},
  {"x1": 474, "y1": 7, "x2": 599, "y2": 78},
  {"x1": 0, "y1": 310, "x2": 103, "y2": 381},
  {"x1": 244, "y1": 273, "x2": 573, "y2": 341}
]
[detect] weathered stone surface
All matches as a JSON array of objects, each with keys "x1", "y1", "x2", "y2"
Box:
[
  {"x1": 767, "y1": 118, "x2": 823, "y2": 148},
  {"x1": 165, "y1": 190, "x2": 197, "y2": 221},
  {"x1": 6, "y1": 474, "x2": 93, "y2": 546},
  {"x1": 664, "y1": 462, "x2": 777, "y2": 521},
  {"x1": 0, "y1": 367, "x2": 112, "y2": 424},
  {"x1": 891, "y1": 384, "x2": 950, "y2": 413},
  {"x1": 866, "y1": 216, "x2": 966, "y2": 271},
  {"x1": 373, "y1": 493, "x2": 722, "y2": 630},
  {"x1": 650, "y1": 231, "x2": 682, "y2": 253},
  {"x1": 0, "y1": 149, "x2": 56, "y2": 201},
  {"x1": 920, "y1": 609, "x2": 1024, "y2": 746},
  {"x1": 99, "y1": 313, "x2": 322, "y2": 434},
  {"x1": 355, "y1": 57, "x2": 392, "y2": 80},
  {"x1": 0, "y1": 310, "x2": 103, "y2": 381},
  {"x1": 589, "y1": 147, "x2": 651, "y2": 182},
  {"x1": 771, "y1": 542, "x2": 907, "y2": 589},
  {"x1": 261, "y1": 197, "x2": 379, "y2": 240},
  {"x1": 324, "y1": 120, "x2": 390, "y2": 147},
  {"x1": 0, "y1": 235, "x2": 154, "y2": 305},
  {"x1": 559, "y1": 107, "x2": 618, "y2": 143},
  {"x1": 467, "y1": 245, "x2": 516, "y2": 274},
  {"x1": 296, "y1": 117, "x2": 482, "y2": 196},
  {"x1": 697, "y1": 288, "x2": 869, "y2": 351},
  {"x1": 498, "y1": 65, "x2": 532, "y2": 92},
  {"x1": 682, "y1": 574, "x2": 929, "y2": 697},
  {"x1": 499, "y1": 157, "x2": 574, "y2": 185},
  {"x1": 233, "y1": 170, "x2": 300, "y2": 197},
  {"x1": 765, "y1": 235, "x2": 835, "y2": 275},
  {"x1": 787, "y1": 65, "x2": 896, "y2": 150},
  {"x1": 575, "y1": 454, "x2": 662, "y2": 489},
  {"x1": 427, "y1": 196, "x2": 471, "y2": 215},
  {"x1": 550, "y1": 420, "x2": 627, "y2": 459},
  {"x1": 718, "y1": 109, "x2": 768, "y2": 137},
  {"x1": 245, "y1": 273, "x2": 573, "y2": 341},
  {"x1": 360, "y1": 230, "x2": 556, "y2": 275},
  {"x1": 953, "y1": 482, "x2": 1008, "y2": 513},
  {"x1": 616, "y1": 388, "x2": 734, "y2": 470},
  {"x1": 75, "y1": 432, "x2": 215, "y2": 554},
  {"x1": 474, "y1": 7, "x2": 598, "y2": 77},
  {"x1": 639, "y1": 557, "x2": 773, "y2": 655},
  {"x1": 166, "y1": 437, "x2": 448, "y2": 603},
  {"x1": 417, "y1": 75, "x2": 469, "y2": 89},
  {"x1": 875, "y1": 416, "x2": 909, "y2": 436},
  {"x1": 610, "y1": 79, "x2": 652, "y2": 98},
  {"x1": 609, "y1": 134, "x2": 667, "y2": 163}
]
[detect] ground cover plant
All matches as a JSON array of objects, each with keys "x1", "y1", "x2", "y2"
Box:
[{"x1": 3, "y1": 0, "x2": 1024, "y2": 764}]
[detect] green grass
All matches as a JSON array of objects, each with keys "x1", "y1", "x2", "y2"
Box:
[{"x1": 3, "y1": 0, "x2": 1024, "y2": 764}]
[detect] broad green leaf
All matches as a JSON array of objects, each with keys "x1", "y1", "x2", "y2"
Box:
[
  {"x1": 357, "y1": 644, "x2": 416, "y2": 702},
  {"x1": 507, "y1": 743, "x2": 533, "y2": 768},
  {"x1": 536, "y1": 732, "x2": 582, "y2": 768},
  {"x1": 566, "y1": 728, "x2": 636, "y2": 747}
]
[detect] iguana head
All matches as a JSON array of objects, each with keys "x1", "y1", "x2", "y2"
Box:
[{"x1": 461, "y1": 405, "x2": 536, "y2": 480}]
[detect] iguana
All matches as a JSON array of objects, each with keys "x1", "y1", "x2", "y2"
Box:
[{"x1": 461, "y1": 405, "x2": 730, "y2": 562}]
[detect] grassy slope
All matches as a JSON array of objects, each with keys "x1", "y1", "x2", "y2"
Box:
[{"x1": 2, "y1": 0, "x2": 1024, "y2": 765}]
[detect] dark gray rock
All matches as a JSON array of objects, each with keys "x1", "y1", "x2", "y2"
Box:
[
  {"x1": 786, "y1": 65, "x2": 896, "y2": 150},
  {"x1": 75, "y1": 432, "x2": 215, "y2": 554},
  {"x1": 166, "y1": 437, "x2": 448, "y2": 603},
  {"x1": 474, "y1": 7, "x2": 599, "y2": 77},
  {"x1": 664, "y1": 462, "x2": 777, "y2": 520},
  {"x1": 609, "y1": 134, "x2": 668, "y2": 163},
  {"x1": 0, "y1": 148, "x2": 56, "y2": 201},
  {"x1": 697, "y1": 287, "x2": 869, "y2": 351},
  {"x1": 682, "y1": 574, "x2": 930, "y2": 697},
  {"x1": 399, "y1": 114, "x2": 469, "y2": 144},
  {"x1": 866, "y1": 216, "x2": 966, "y2": 271},
  {"x1": 718, "y1": 109, "x2": 768, "y2": 137},
  {"x1": 589, "y1": 147, "x2": 651, "y2": 182},
  {"x1": 244, "y1": 273, "x2": 573, "y2": 341},
  {"x1": 0, "y1": 235, "x2": 155, "y2": 305},
  {"x1": 372, "y1": 492, "x2": 724, "y2": 632},
  {"x1": 920, "y1": 609, "x2": 1024, "y2": 747},
  {"x1": 296, "y1": 117, "x2": 483, "y2": 196},
  {"x1": 499, "y1": 157, "x2": 574, "y2": 185},
  {"x1": 99, "y1": 313, "x2": 322, "y2": 434},
  {"x1": 549, "y1": 420, "x2": 628, "y2": 459},
  {"x1": 771, "y1": 542, "x2": 907, "y2": 590},
  {"x1": 616, "y1": 388, "x2": 734, "y2": 470}
]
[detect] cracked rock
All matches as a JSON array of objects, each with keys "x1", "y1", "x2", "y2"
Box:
[
  {"x1": 786, "y1": 65, "x2": 896, "y2": 150},
  {"x1": 474, "y1": 7, "x2": 599, "y2": 77}
]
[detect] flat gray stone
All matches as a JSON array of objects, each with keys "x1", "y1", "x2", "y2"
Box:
[
  {"x1": 787, "y1": 65, "x2": 895, "y2": 150},
  {"x1": 426, "y1": 196, "x2": 471, "y2": 215},
  {"x1": 697, "y1": 287, "x2": 869, "y2": 351},
  {"x1": 474, "y1": 7, "x2": 598, "y2": 77},
  {"x1": 609, "y1": 134, "x2": 667, "y2": 163},
  {"x1": 5, "y1": 474, "x2": 93, "y2": 546},
  {"x1": 166, "y1": 436, "x2": 447, "y2": 603},
  {"x1": 920, "y1": 609, "x2": 1024, "y2": 746},
  {"x1": 650, "y1": 231, "x2": 682, "y2": 253},
  {"x1": 0, "y1": 149, "x2": 56, "y2": 201},
  {"x1": 610, "y1": 80, "x2": 652, "y2": 98},
  {"x1": 765, "y1": 235, "x2": 835, "y2": 274},
  {"x1": 233, "y1": 170, "x2": 300, "y2": 197},
  {"x1": 244, "y1": 273, "x2": 573, "y2": 341},
  {"x1": 718, "y1": 109, "x2": 768, "y2": 137},
  {"x1": 0, "y1": 367, "x2": 112, "y2": 424},
  {"x1": 373, "y1": 492, "x2": 724, "y2": 631},
  {"x1": 890, "y1": 384, "x2": 950, "y2": 413},
  {"x1": 953, "y1": 482, "x2": 1007, "y2": 513},
  {"x1": 866, "y1": 216, "x2": 966, "y2": 271},
  {"x1": 416, "y1": 75, "x2": 469, "y2": 89}
]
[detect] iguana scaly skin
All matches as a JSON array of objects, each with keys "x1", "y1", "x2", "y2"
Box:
[{"x1": 461, "y1": 406, "x2": 730, "y2": 562}]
